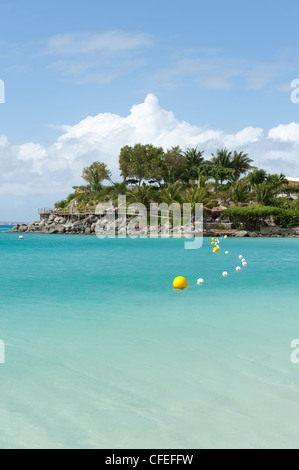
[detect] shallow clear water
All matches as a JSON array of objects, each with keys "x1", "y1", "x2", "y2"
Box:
[{"x1": 0, "y1": 232, "x2": 299, "y2": 449}]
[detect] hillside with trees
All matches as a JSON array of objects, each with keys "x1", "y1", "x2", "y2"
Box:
[{"x1": 54, "y1": 144, "x2": 299, "y2": 229}]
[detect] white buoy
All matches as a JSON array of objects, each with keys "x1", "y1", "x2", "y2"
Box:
[
  {"x1": 225, "y1": 251, "x2": 229, "y2": 254},
  {"x1": 238, "y1": 255, "x2": 243, "y2": 259},
  {"x1": 242, "y1": 262, "x2": 247, "y2": 267},
  {"x1": 222, "y1": 271, "x2": 228, "y2": 277},
  {"x1": 242, "y1": 258, "x2": 246, "y2": 263},
  {"x1": 19, "y1": 236, "x2": 24, "y2": 240},
  {"x1": 197, "y1": 278, "x2": 205, "y2": 285},
  {"x1": 236, "y1": 266, "x2": 242, "y2": 271},
  {"x1": 224, "y1": 235, "x2": 227, "y2": 239}
]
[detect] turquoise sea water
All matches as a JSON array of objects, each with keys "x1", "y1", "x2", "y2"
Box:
[
  {"x1": 0, "y1": 232, "x2": 299, "y2": 449},
  {"x1": 0, "y1": 225, "x2": 13, "y2": 232}
]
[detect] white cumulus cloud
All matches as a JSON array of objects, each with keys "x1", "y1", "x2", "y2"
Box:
[
  {"x1": 1, "y1": 93, "x2": 299, "y2": 219},
  {"x1": 268, "y1": 122, "x2": 299, "y2": 143}
]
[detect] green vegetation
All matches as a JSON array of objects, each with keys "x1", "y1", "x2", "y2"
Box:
[
  {"x1": 54, "y1": 143, "x2": 299, "y2": 228},
  {"x1": 223, "y1": 206, "x2": 281, "y2": 230},
  {"x1": 224, "y1": 205, "x2": 299, "y2": 230}
]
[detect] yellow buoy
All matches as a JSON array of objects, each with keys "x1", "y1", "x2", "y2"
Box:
[
  {"x1": 211, "y1": 237, "x2": 215, "y2": 240},
  {"x1": 211, "y1": 241, "x2": 215, "y2": 245},
  {"x1": 213, "y1": 246, "x2": 220, "y2": 253},
  {"x1": 173, "y1": 276, "x2": 188, "y2": 290}
]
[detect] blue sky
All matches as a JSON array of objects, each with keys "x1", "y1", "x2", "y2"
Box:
[{"x1": 1, "y1": 0, "x2": 299, "y2": 220}]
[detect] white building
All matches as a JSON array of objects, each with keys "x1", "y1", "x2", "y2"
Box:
[{"x1": 281, "y1": 177, "x2": 299, "y2": 199}]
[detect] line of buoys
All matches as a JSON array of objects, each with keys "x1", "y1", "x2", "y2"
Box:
[{"x1": 173, "y1": 235, "x2": 249, "y2": 289}]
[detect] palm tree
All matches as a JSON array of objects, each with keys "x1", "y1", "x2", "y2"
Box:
[
  {"x1": 82, "y1": 161, "x2": 112, "y2": 192},
  {"x1": 127, "y1": 185, "x2": 153, "y2": 208},
  {"x1": 209, "y1": 149, "x2": 234, "y2": 186},
  {"x1": 184, "y1": 147, "x2": 205, "y2": 167},
  {"x1": 231, "y1": 151, "x2": 255, "y2": 181},
  {"x1": 184, "y1": 187, "x2": 211, "y2": 214},
  {"x1": 197, "y1": 162, "x2": 214, "y2": 179},
  {"x1": 229, "y1": 178, "x2": 250, "y2": 203},
  {"x1": 183, "y1": 147, "x2": 205, "y2": 183},
  {"x1": 210, "y1": 165, "x2": 234, "y2": 187},
  {"x1": 267, "y1": 173, "x2": 288, "y2": 197},
  {"x1": 195, "y1": 174, "x2": 213, "y2": 190},
  {"x1": 160, "y1": 182, "x2": 184, "y2": 205},
  {"x1": 211, "y1": 148, "x2": 232, "y2": 169},
  {"x1": 267, "y1": 173, "x2": 288, "y2": 186},
  {"x1": 164, "y1": 168, "x2": 182, "y2": 185},
  {"x1": 247, "y1": 169, "x2": 267, "y2": 188},
  {"x1": 253, "y1": 181, "x2": 276, "y2": 205},
  {"x1": 110, "y1": 181, "x2": 128, "y2": 201}
]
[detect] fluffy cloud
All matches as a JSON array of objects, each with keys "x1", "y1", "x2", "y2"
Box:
[
  {"x1": 1, "y1": 93, "x2": 299, "y2": 203},
  {"x1": 268, "y1": 122, "x2": 299, "y2": 143}
]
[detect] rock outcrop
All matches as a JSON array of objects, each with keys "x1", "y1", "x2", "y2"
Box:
[{"x1": 11, "y1": 214, "x2": 299, "y2": 237}]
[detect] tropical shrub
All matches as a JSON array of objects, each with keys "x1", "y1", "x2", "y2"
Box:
[
  {"x1": 223, "y1": 206, "x2": 281, "y2": 230},
  {"x1": 224, "y1": 205, "x2": 299, "y2": 230},
  {"x1": 66, "y1": 192, "x2": 77, "y2": 203},
  {"x1": 273, "y1": 209, "x2": 299, "y2": 228},
  {"x1": 55, "y1": 200, "x2": 68, "y2": 209}
]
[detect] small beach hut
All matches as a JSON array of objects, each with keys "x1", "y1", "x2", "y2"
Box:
[{"x1": 211, "y1": 205, "x2": 227, "y2": 219}]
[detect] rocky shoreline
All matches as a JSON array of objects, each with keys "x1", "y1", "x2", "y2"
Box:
[{"x1": 9, "y1": 214, "x2": 299, "y2": 238}]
